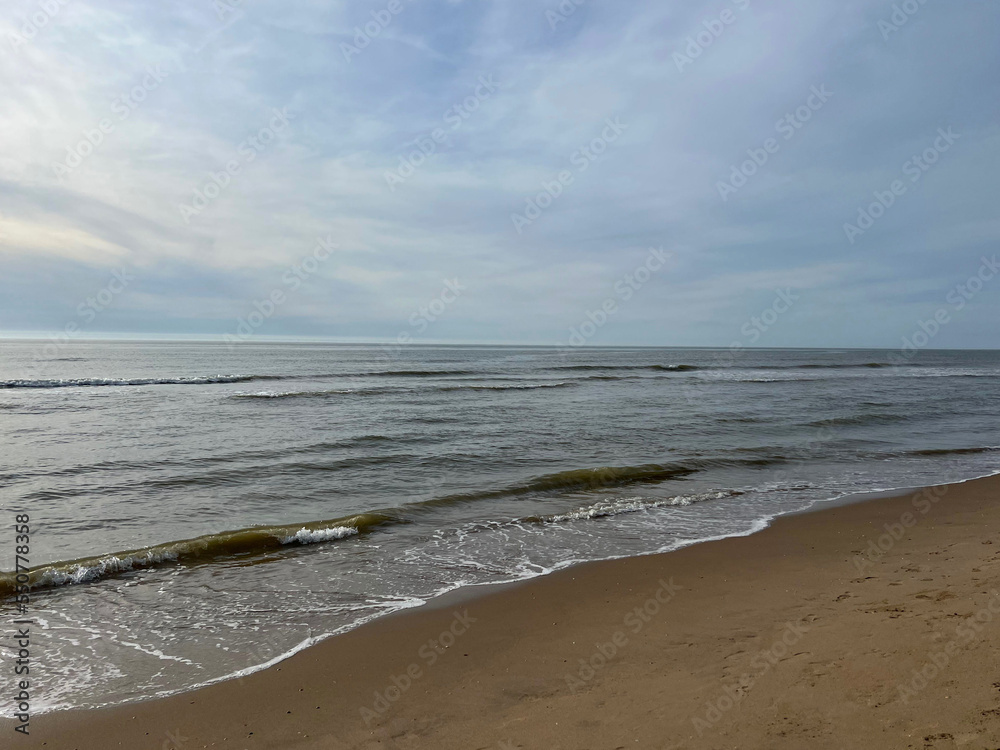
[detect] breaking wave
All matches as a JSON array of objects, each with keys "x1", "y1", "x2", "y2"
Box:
[
  {"x1": 0, "y1": 518, "x2": 377, "y2": 596},
  {"x1": 0, "y1": 459, "x2": 775, "y2": 596},
  {"x1": 0, "y1": 375, "x2": 284, "y2": 389},
  {"x1": 547, "y1": 490, "x2": 742, "y2": 522}
]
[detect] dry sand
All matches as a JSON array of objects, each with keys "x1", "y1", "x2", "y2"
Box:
[{"x1": 8, "y1": 473, "x2": 1000, "y2": 749}]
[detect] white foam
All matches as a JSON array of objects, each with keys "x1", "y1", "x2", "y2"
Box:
[
  {"x1": 550, "y1": 490, "x2": 736, "y2": 522},
  {"x1": 279, "y1": 526, "x2": 359, "y2": 545},
  {"x1": 36, "y1": 549, "x2": 180, "y2": 588},
  {"x1": 229, "y1": 388, "x2": 381, "y2": 399},
  {"x1": 17, "y1": 469, "x2": 1000, "y2": 719},
  {"x1": 116, "y1": 640, "x2": 197, "y2": 666},
  {"x1": 467, "y1": 382, "x2": 571, "y2": 390},
  {"x1": 0, "y1": 376, "x2": 259, "y2": 389}
]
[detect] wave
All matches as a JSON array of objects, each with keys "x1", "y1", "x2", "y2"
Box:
[
  {"x1": 229, "y1": 383, "x2": 578, "y2": 398},
  {"x1": 546, "y1": 489, "x2": 742, "y2": 522},
  {"x1": 228, "y1": 388, "x2": 389, "y2": 400},
  {"x1": 551, "y1": 364, "x2": 701, "y2": 372},
  {"x1": 0, "y1": 434, "x2": 426, "y2": 486},
  {"x1": 906, "y1": 446, "x2": 1000, "y2": 457},
  {"x1": 410, "y1": 457, "x2": 780, "y2": 511},
  {"x1": 22, "y1": 453, "x2": 418, "y2": 500},
  {"x1": 0, "y1": 375, "x2": 285, "y2": 389},
  {"x1": 578, "y1": 374, "x2": 644, "y2": 382},
  {"x1": 0, "y1": 369, "x2": 482, "y2": 390},
  {"x1": 278, "y1": 526, "x2": 359, "y2": 544},
  {"x1": 549, "y1": 365, "x2": 640, "y2": 371},
  {"x1": 806, "y1": 413, "x2": 910, "y2": 427},
  {"x1": 0, "y1": 516, "x2": 382, "y2": 597},
  {"x1": 794, "y1": 362, "x2": 893, "y2": 369},
  {"x1": 1, "y1": 459, "x2": 758, "y2": 595},
  {"x1": 720, "y1": 377, "x2": 796, "y2": 383},
  {"x1": 17, "y1": 442, "x2": 758, "y2": 501},
  {"x1": 416, "y1": 462, "x2": 702, "y2": 510},
  {"x1": 5, "y1": 362, "x2": 991, "y2": 392},
  {"x1": 895, "y1": 370, "x2": 999, "y2": 379},
  {"x1": 434, "y1": 382, "x2": 575, "y2": 392},
  {"x1": 551, "y1": 362, "x2": 908, "y2": 375},
  {"x1": 363, "y1": 369, "x2": 480, "y2": 377}
]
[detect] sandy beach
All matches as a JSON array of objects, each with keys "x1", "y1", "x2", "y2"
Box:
[
  {"x1": 9, "y1": 473, "x2": 1000, "y2": 749},
  {"x1": 5, "y1": 0, "x2": 998, "y2": 744}
]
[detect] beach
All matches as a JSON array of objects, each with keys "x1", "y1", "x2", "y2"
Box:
[
  {"x1": 11, "y1": 472, "x2": 999, "y2": 749},
  {"x1": 4, "y1": 0, "x2": 998, "y2": 743},
  {"x1": 6, "y1": 344, "x2": 999, "y2": 715},
  {"x1": 3, "y1": 0, "x2": 996, "y2": 742}
]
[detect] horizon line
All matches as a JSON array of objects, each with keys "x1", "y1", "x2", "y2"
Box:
[{"x1": 0, "y1": 332, "x2": 998, "y2": 352}]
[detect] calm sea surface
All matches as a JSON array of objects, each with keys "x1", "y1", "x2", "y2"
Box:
[{"x1": 1, "y1": 342, "x2": 998, "y2": 713}]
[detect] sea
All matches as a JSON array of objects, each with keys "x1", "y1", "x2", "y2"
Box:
[{"x1": 1, "y1": 341, "x2": 998, "y2": 715}]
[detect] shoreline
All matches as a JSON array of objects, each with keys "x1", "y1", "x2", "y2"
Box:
[
  {"x1": 4, "y1": 473, "x2": 958, "y2": 715},
  {"x1": 8, "y1": 471, "x2": 1000, "y2": 748},
  {"x1": 20, "y1": 469, "x2": 998, "y2": 714}
]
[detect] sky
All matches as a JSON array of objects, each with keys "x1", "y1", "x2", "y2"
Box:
[{"x1": 1, "y1": 0, "x2": 998, "y2": 348}]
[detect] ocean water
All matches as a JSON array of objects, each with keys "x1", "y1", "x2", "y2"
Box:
[{"x1": 1, "y1": 341, "x2": 999, "y2": 714}]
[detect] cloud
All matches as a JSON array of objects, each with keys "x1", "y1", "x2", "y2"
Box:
[{"x1": 1, "y1": 0, "x2": 998, "y2": 347}]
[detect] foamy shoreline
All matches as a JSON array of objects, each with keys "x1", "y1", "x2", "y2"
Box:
[{"x1": 7, "y1": 468, "x2": 1000, "y2": 746}]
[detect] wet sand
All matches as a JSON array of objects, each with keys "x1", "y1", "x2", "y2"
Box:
[{"x1": 9, "y1": 473, "x2": 1000, "y2": 749}]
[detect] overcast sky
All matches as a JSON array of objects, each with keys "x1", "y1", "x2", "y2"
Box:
[{"x1": 1, "y1": 0, "x2": 998, "y2": 348}]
